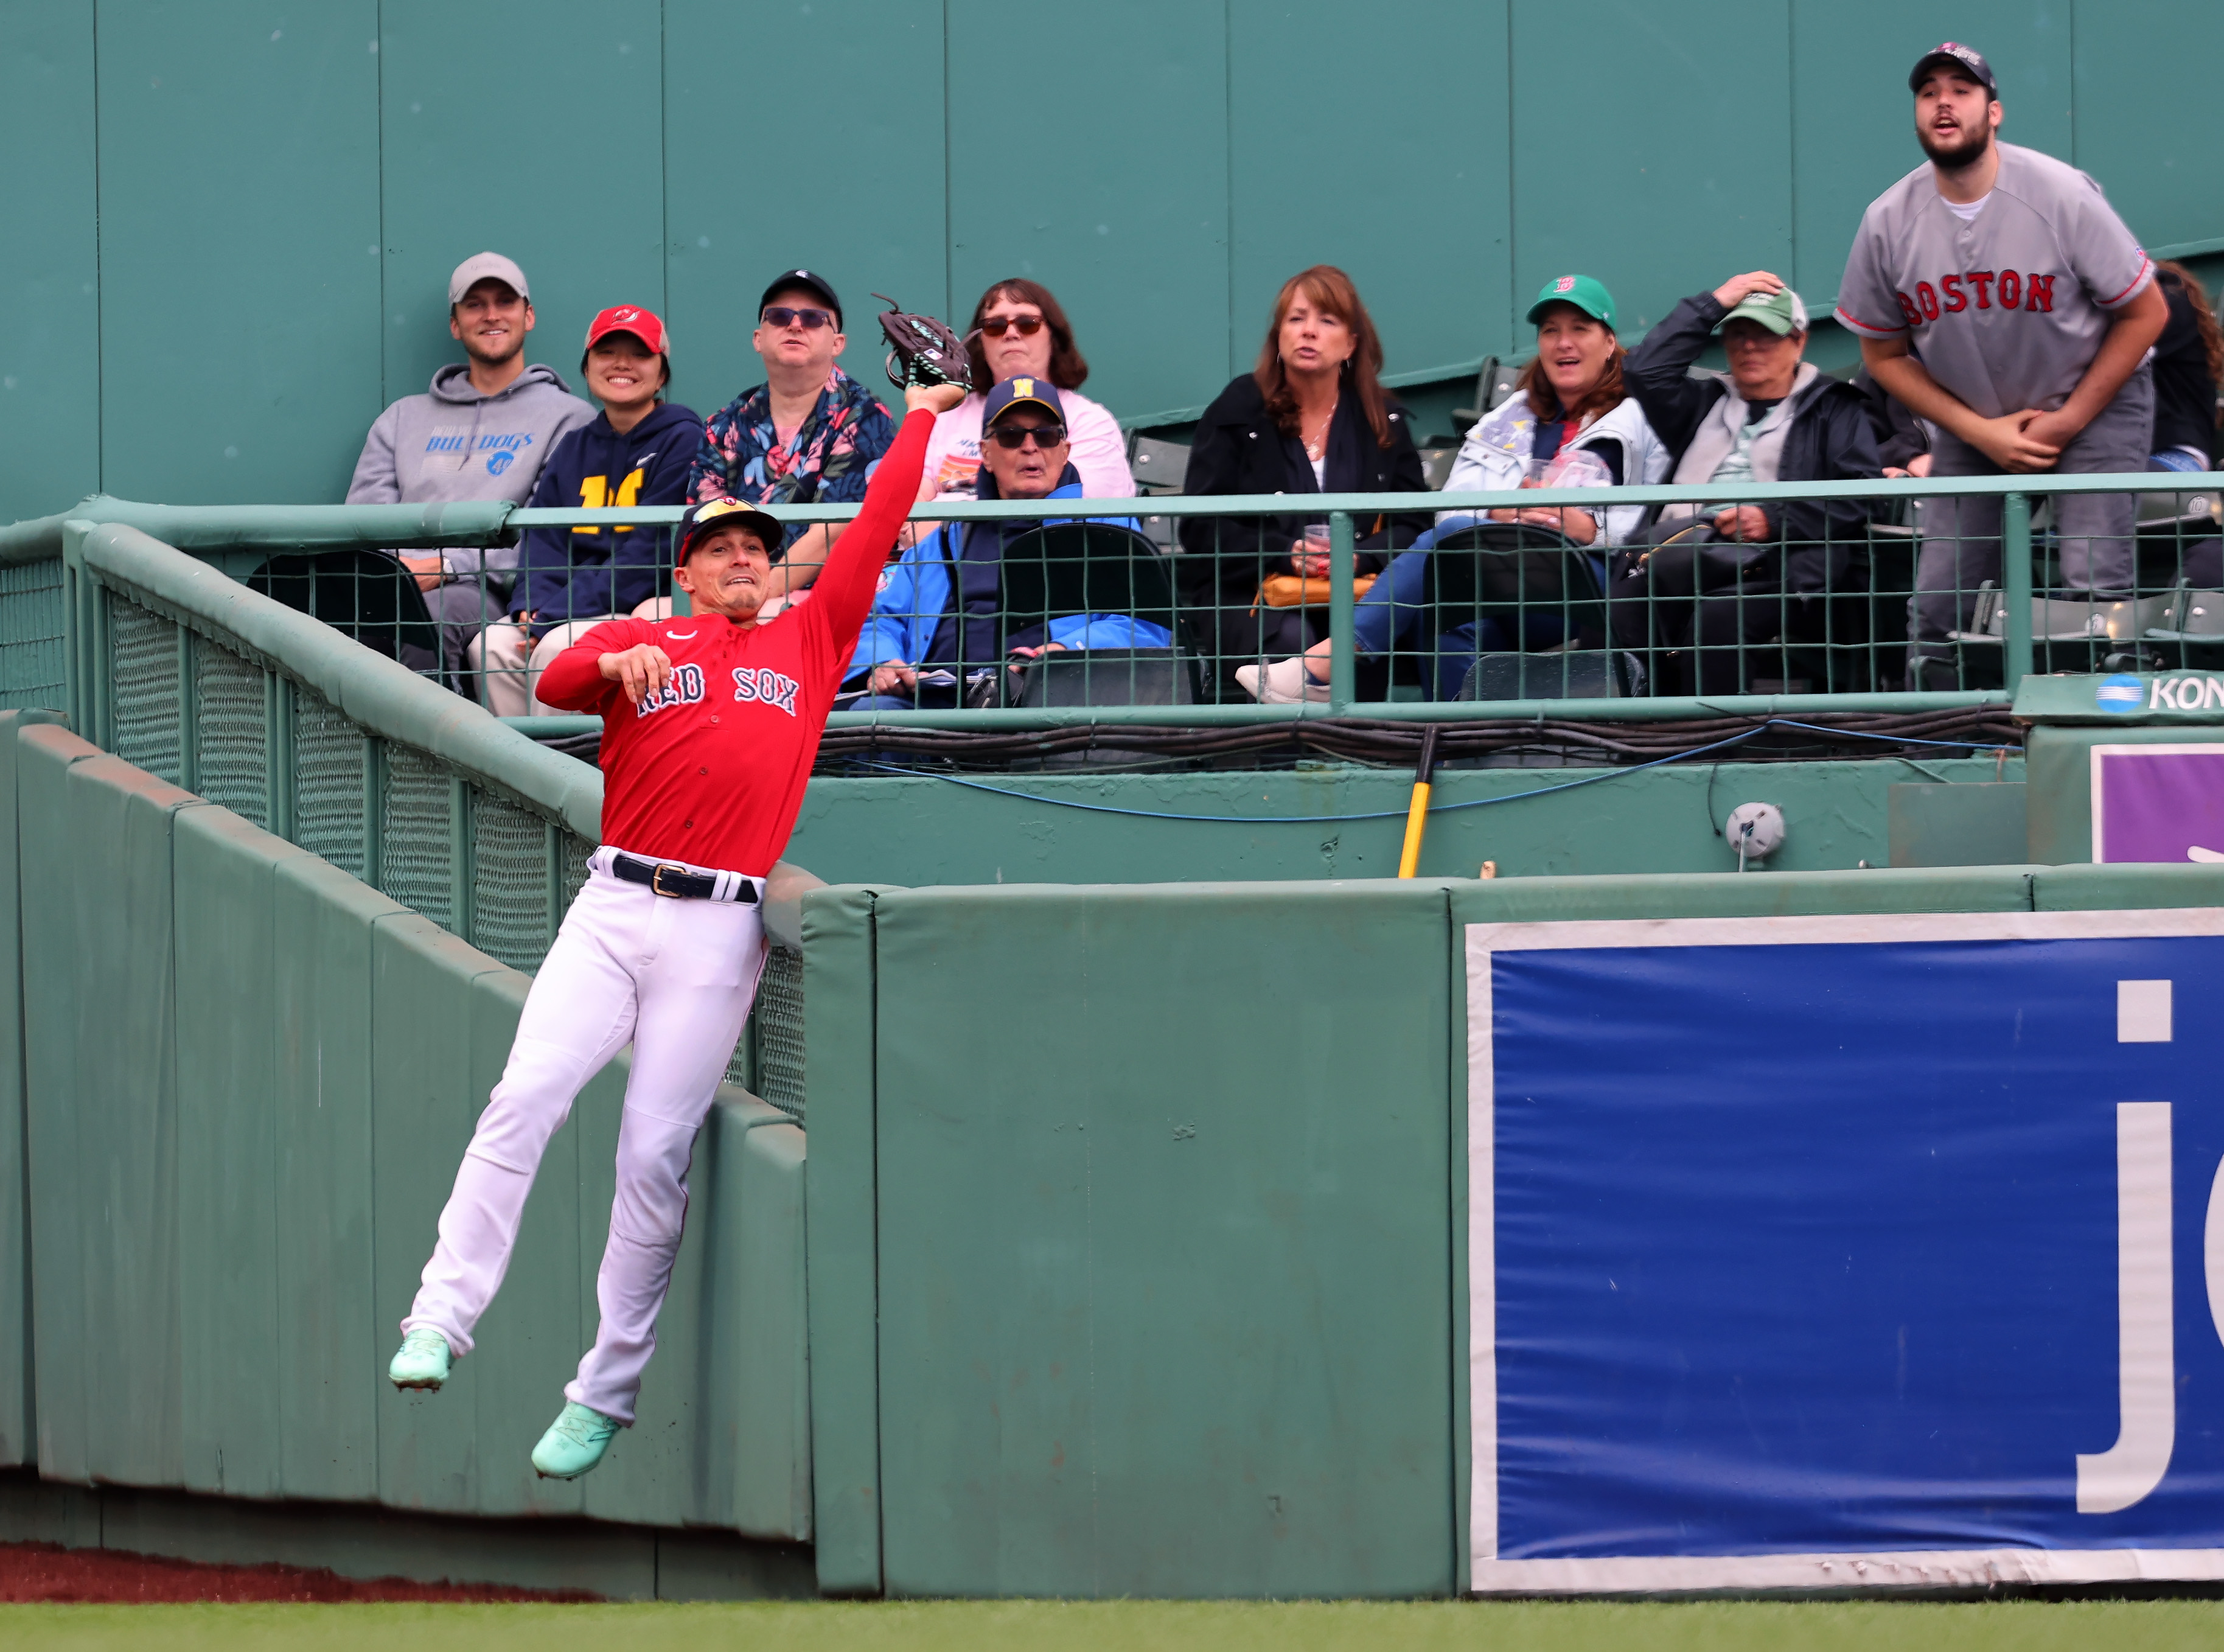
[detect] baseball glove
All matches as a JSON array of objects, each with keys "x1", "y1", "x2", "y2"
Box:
[{"x1": 874, "y1": 295, "x2": 978, "y2": 392}]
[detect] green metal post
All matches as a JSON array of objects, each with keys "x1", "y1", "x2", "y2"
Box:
[
  {"x1": 89, "y1": 577, "x2": 114, "y2": 751},
  {"x1": 60, "y1": 520, "x2": 87, "y2": 735},
  {"x1": 363, "y1": 735, "x2": 386, "y2": 894},
  {"x1": 268, "y1": 673, "x2": 296, "y2": 840},
  {"x1": 2002, "y1": 491, "x2": 2034, "y2": 686},
  {"x1": 177, "y1": 624, "x2": 198, "y2": 793},
  {"x1": 545, "y1": 820, "x2": 565, "y2": 950},
  {"x1": 450, "y1": 776, "x2": 475, "y2": 947},
  {"x1": 1328, "y1": 511, "x2": 1355, "y2": 714}
]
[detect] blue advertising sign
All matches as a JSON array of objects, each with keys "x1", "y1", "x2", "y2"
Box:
[{"x1": 1467, "y1": 911, "x2": 2224, "y2": 1592}]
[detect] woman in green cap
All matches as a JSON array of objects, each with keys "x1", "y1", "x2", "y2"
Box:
[{"x1": 1240, "y1": 273, "x2": 1668, "y2": 703}]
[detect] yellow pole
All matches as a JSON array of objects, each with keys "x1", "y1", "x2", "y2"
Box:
[{"x1": 1395, "y1": 727, "x2": 1440, "y2": 880}]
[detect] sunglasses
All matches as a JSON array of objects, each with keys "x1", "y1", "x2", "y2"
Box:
[
  {"x1": 988, "y1": 422, "x2": 1067, "y2": 449},
  {"x1": 761, "y1": 305, "x2": 835, "y2": 330},
  {"x1": 978, "y1": 313, "x2": 1045, "y2": 338}
]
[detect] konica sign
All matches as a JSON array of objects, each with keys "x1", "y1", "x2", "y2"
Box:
[
  {"x1": 1466, "y1": 910, "x2": 2224, "y2": 1592},
  {"x1": 2097, "y1": 673, "x2": 2224, "y2": 714}
]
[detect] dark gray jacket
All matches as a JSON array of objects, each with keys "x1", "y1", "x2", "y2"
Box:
[{"x1": 1626, "y1": 292, "x2": 1883, "y2": 591}]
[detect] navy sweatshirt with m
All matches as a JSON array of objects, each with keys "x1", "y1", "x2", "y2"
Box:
[{"x1": 515, "y1": 400, "x2": 703, "y2": 634}]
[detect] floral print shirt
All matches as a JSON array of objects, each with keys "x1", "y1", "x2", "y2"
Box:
[{"x1": 686, "y1": 367, "x2": 896, "y2": 547}]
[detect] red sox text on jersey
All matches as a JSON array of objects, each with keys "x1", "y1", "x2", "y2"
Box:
[{"x1": 634, "y1": 663, "x2": 800, "y2": 719}]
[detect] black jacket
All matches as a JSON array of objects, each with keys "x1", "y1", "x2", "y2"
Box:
[
  {"x1": 2153, "y1": 270, "x2": 2219, "y2": 462},
  {"x1": 1626, "y1": 293, "x2": 1882, "y2": 590},
  {"x1": 1176, "y1": 372, "x2": 1428, "y2": 610}
]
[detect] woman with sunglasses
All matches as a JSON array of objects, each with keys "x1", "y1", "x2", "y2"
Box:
[{"x1": 918, "y1": 278, "x2": 1135, "y2": 501}]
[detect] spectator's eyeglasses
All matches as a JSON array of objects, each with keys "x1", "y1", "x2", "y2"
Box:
[
  {"x1": 761, "y1": 306, "x2": 835, "y2": 330},
  {"x1": 978, "y1": 315, "x2": 1045, "y2": 338},
  {"x1": 988, "y1": 422, "x2": 1066, "y2": 449}
]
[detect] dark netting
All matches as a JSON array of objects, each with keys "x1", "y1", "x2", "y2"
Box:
[
  {"x1": 193, "y1": 637, "x2": 268, "y2": 826},
  {"x1": 109, "y1": 594, "x2": 181, "y2": 785},
  {"x1": 470, "y1": 795, "x2": 554, "y2": 973},
  {"x1": 380, "y1": 745, "x2": 452, "y2": 927},
  {"x1": 293, "y1": 692, "x2": 367, "y2": 879},
  {"x1": 0, "y1": 559, "x2": 66, "y2": 711}
]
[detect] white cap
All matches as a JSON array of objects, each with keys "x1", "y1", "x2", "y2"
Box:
[{"x1": 448, "y1": 251, "x2": 530, "y2": 306}]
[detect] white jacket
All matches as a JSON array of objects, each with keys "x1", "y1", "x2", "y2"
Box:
[{"x1": 1441, "y1": 391, "x2": 1671, "y2": 546}]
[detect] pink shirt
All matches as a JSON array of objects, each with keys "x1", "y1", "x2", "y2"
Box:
[{"x1": 920, "y1": 386, "x2": 1135, "y2": 500}]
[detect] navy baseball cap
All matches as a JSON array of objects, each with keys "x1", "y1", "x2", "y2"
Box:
[
  {"x1": 982, "y1": 375, "x2": 1066, "y2": 427},
  {"x1": 675, "y1": 496, "x2": 783, "y2": 567},
  {"x1": 758, "y1": 268, "x2": 843, "y2": 328},
  {"x1": 1910, "y1": 42, "x2": 1996, "y2": 96}
]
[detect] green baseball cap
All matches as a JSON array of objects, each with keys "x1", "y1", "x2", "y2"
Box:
[
  {"x1": 1526, "y1": 273, "x2": 1617, "y2": 330},
  {"x1": 1715, "y1": 286, "x2": 1810, "y2": 337}
]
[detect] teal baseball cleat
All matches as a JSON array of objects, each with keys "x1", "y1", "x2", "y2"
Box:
[
  {"x1": 531, "y1": 1401, "x2": 621, "y2": 1479},
  {"x1": 387, "y1": 1327, "x2": 451, "y2": 1390}
]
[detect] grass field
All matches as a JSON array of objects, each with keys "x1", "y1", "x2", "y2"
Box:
[{"x1": 7, "y1": 1599, "x2": 2224, "y2": 1651}]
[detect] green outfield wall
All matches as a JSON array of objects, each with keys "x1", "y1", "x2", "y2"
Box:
[
  {"x1": 0, "y1": 711, "x2": 814, "y2": 1596},
  {"x1": 6, "y1": 0, "x2": 2222, "y2": 523}
]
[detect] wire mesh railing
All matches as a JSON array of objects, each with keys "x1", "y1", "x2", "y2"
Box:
[{"x1": 490, "y1": 472, "x2": 2222, "y2": 723}]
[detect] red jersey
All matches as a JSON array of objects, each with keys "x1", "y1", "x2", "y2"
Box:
[{"x1": 535, "y1": 407, "x2": 933, "y2": 874}]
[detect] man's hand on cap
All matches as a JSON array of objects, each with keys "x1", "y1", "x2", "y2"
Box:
[{"x1": 1712, "y1": 271, "x2": 1786, "y2": 310}]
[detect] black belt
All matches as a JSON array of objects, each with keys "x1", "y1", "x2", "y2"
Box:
[{"x1": 610, "y1": 854, "x2": 759, "y2": 903}]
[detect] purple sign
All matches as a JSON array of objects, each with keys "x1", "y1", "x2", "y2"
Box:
[{"x1": 2093, "y1": 744, "x2": 2224, "y2": 863}]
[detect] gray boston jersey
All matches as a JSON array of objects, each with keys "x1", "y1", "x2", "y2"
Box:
[{"x1": 1835, "y1": 142, "x2": 2152, "y2": 419}]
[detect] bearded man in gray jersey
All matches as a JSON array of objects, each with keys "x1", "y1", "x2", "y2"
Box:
[{"x1": 1835, "y1": 43, "x2": 2168, "y2": 686}]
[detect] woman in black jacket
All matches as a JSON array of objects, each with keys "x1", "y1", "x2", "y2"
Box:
[{"x1": 1178, "y1": 265, "x2": 1426, "y2": 697}]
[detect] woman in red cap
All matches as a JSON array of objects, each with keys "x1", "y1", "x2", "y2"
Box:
[{"x1": 472, "y1": 304, "x2": 704, "y2": 715}]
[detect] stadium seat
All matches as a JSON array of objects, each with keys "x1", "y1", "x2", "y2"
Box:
[{"x1": 246, "y1": 549, "x2": 441, "y2": 674}]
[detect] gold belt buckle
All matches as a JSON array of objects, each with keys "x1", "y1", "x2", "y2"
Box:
[{"x1": 649, "y1": 862, "x2": 690, "y2": 898}]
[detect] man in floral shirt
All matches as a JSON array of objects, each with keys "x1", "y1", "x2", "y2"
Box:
[{"x1": 688, "y1": 269, "x2": 896, "y2": 598}]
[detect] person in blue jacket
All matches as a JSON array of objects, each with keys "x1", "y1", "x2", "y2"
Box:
[
  {"x1": 470, "y1": 305, "x2": 703, "y2": 714},
  {"x1": 846, "y1": 377, "x2": 1168, "y2": 709}
]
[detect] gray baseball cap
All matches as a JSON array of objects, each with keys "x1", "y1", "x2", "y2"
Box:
[
  {"x1": 1715, "y1": 287, "x2": 1810, "y2": 337},
  {"x1": 448, "y1": 251, "x2": 531, "y2": 305}
]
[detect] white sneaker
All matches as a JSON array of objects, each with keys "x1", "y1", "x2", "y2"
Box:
[{"x1": 1235, "y1": 658, "x2": 1331, "y2": 704}]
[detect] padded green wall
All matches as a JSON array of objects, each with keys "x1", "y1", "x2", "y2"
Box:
[
  {"x1": 4, "y1": 1, "x2": 2218, "y2": 520},
  {"x1": 0, "y1": 713, "x2": 809, "y2": 1539}
]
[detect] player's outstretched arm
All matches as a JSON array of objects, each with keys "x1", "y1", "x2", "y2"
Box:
[{"x1": 810, "y1": 385, "x2": 966, "y2": 644}]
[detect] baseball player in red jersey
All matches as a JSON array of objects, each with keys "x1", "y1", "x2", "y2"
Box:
[
  {"x1": 386, "y1": 379, "x2": 966, "y2": 1480},
  {"x1": 1835, "y1": 43, "x2": 2168, "y2": 685}
]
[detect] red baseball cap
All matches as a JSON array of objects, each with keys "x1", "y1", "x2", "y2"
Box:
[{"x1": 582, "y1": 304, "x2": 671, "y2": 361}]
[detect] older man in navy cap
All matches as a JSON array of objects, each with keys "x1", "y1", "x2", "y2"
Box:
[{"x1": 845, "y1": 376, "x2": 1167, "y2": 709}]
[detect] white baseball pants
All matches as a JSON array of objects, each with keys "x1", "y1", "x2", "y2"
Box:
[{"x1": 403, "y1": 848, "x2": 766, "y2": 1424}]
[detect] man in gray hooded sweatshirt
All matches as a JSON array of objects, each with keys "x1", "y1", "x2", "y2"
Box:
[{"x1": 347, "y1": 252, "x2": 596, "y2": 679}]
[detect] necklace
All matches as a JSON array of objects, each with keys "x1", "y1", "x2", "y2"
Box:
[{"x1": 1301, "y1": 399, "x2": 1336, "y2": 461}]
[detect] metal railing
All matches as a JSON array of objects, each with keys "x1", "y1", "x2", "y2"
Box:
[{"x1": 9, "y1": 477, "x2": 2217, "y2": 738}]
